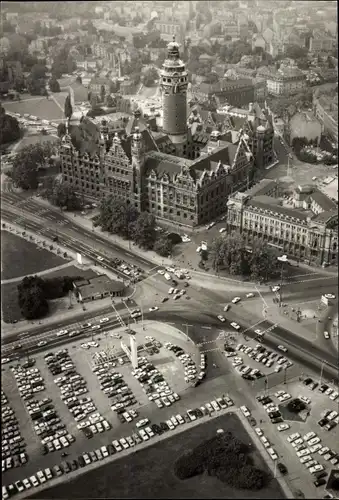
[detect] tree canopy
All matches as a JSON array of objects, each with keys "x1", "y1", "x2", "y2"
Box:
[
  {"x1": 11, "y1": 142, "x2": 55, "y2": 190},
  {"x1": 154, "y1": 236, "x2": 173, "y2": 257},
  {"x1": 209, "y1": 234, "x2": 280, "y2": 281},
  {"x1": 0, "y1": 105, "x2": 21, "y2": 145},
  {"x1": 130, "y1": 212, "x2": 157, "y2": 250},
  {"x1": 17, "y1": 276, "x2": 49, "y2": 320},
  {"x1": 64, "y1": 94, "x2": 73, "y2": 120},
  {"x1": 41, "y1": 179, "x2": 82, "y2": 210},
  {"x1": 49, "y1": 77, "x2": 60, "y2": 93},
  {"x1": 96, "y1": 197, "x2": 139, "y2": 239}
]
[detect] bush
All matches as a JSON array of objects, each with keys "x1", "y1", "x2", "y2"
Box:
[
  {"x1": 174, "y1": 433, "x2": 269, "y2": 490},
  {"x1": 287, "y1": 398, "x2": 306, "y2": 413}
]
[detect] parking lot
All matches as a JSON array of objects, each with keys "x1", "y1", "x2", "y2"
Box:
[{"x1": 2, "y1": 322, "x2": 205, "y2": 488}]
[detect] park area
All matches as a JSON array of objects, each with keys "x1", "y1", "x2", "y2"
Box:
[
  {"x1": 2, "y1": 96, "x2": 64, "y2": 122},
  {"x1": 32, "y1": 413, "x2": 284, "y2": 499}
]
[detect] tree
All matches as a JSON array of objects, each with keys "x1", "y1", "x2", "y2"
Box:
[
  {"x1": 11, "y1": 143, "x2": 54, "y2": 190},
  {"x1": 105, "y1": 94, "x2": 116, "y2": 107},
  {"x1": 248, "y1": 240, "x2": 280, "y2": 282},
  {"x1": 142, "y1": 66, "x2": 159, "y2": 87},
  {"x1": 57, "y1": 122, "x2": 67, "y2": 138},
  {"x1": 210, "y1": 234, "x2": 250, "y2": 276},
  {"x1": 130, "y1": 212, "x2": 156, "y2": 250},
  {"x1": 30, "y1": 63, "x2": 47, "y2": 80},
  {"x1": 154, "y1": 236, "x2": 173, "y2": 257},
  {"x1": 285, "y1": 44, "x2": 308, "y2": 60},
  {"x1": 64, "y1": 94, "x2": 73, "y2": 120},
  {"x1": 49, "y1": 77, "x2": 60, "y2": 93},
  {"x1": 100, "y1": 84, "x2": 106, "y2": 103},
  {"x1": 96, "y1": 197, "x2": 139, "y2": 239},
  {"x1": 42, "y1": 179, "x2": 81, "y2": 210},
  {"x1": 17, "y1": 276, "x2": 49, "y2": 320},
  {"x1": 0, "y1": 105, "x2": 21, "y2": 145}
]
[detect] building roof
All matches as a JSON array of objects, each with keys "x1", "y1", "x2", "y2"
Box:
[
  {"x1": 245, "y1": 179, "x2": 277, "y2": 197},
  {"x1": 248, "y1": 196, "x2": 309, "y2": 221},
  {"x1": 77, "y1": 275, "x2": 125, "y2": 298},
  {"x1": 144, "y1": 150, "x2": 193, "y2": 180},
  {"x1": 312, "y1": 209, "x2": 338, "y2": 223},
  {"x1": 310, "y1": 189, "x2": 337, "y2": 212}
]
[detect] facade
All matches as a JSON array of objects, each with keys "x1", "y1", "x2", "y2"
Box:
[
  {"x1": 154, "y1": 20, "x2": 184, "y2": 44},
  {"x1": 89, "y1": 77, "x2": 112, "y2": 97},
  {"x1": 310, "y1": 30, "x2": 336, "y2": 54},
  {"x1": 59, "y1": 37, "x2": 255, "y2": 228},
  {"x1": 226, "y1": 182, "x2": 338, "y2": 266},
  {"x1": 266, "y1": 68, "x2": 307, "y2": 96},
  {"x1": 313, "y1": 93, "x2": 338, "y2": 143}
]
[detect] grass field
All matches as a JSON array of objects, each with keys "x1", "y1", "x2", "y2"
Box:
[
  {"x1": 32, "y1": 413, "x2": 285, "y2": 499},
  {"x1": 1, "y1": 231, "x2": 67, "y2": 281},
  {"x1": 3, "y1": 96, "x2": 64, "y2": 121},
  {"x1": 1, "y1": 264, "x2": 94, "y2": 323}
]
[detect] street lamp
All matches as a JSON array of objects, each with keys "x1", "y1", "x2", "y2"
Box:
[{"x1": 277, "y1": 254, "x2": 288, "y2": 307}]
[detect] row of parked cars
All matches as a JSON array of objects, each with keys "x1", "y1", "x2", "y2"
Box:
[
  {"x1": 3, "y1": 395, "x2": 234, "y2": 499},
  {"x1": 256, "y1": 395, "x2": 284, "y2": 424},
  {"x1": 303, "y1": 377, "x2": 339, "y2": 401},
  {"x1": 318, "y1": 409, "x2": 339, "y2": 432},
  {"x1": 91, "y1": 363, "x2": 138, "y2": 414},
  {"x1": 2, "y1": 390, "x2": 28, "y2": 473},
  {"x1": 46, "y1": 349, "x2": 111, "y2": 440},
  {"x1": 132, "y1": 356, "x2": 180, "y2": 408},
  {"x1": 286, "y1": 431, "x2": 332, "y2": 481},
  {"x1": 234, "y1": 342, "x2": 293, "y2": 377},
  {"x1": 12, "y1": 362, "x2": 45, "y2": 400},
  {"x1": 164, "y1": 342, "x2": 206, "y2": 386},
  {"x1": 110, "y1": 258, "x2": 143, "y2": 282}
]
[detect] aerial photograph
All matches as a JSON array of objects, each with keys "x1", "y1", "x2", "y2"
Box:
[{"x1": 1, "y1": 1, "x2": 338, "y2": 499}]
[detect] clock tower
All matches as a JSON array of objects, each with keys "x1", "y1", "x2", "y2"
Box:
[{"x1": 160, "y1": 36, "x2": 188, "y2": 145}]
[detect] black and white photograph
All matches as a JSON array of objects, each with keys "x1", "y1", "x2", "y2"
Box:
[{"x1": 1, "y1": 1, "x2": 338, "y2": 499}]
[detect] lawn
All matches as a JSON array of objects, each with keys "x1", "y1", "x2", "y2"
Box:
[
  {"x1": 1, "y1": 265, "x2": 96, "y2": 324},
  {"x1": 2, "y1": 96, "x2": 64, "y2": 121},
  {"x1": 31, "y1": 413, "x2": 285, "y2": 499},
  {"x1": 1, "y1": 230, "x2": 67, "y2": 281}
]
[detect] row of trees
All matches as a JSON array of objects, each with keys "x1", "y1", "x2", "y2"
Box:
[
  {"x1": 174, "y1": 432, "x2": 269, "y2": 490},
  {"x1": 40, "y1": 179, "x2": 82, "y2": 211},
  {"x1": 10, "y1": 142, "x2": 56, "y2": 190},
  {"x1": 17, "y1": 275, "x2": 78, "y2": 319},
  {"x1": 94, "y1": 197, "x2": 173, "y2": 257},
  {"x1": 209, "y1": 235, "x2": 281, "y2": 281},
  {"x1": 0, "y1": 104, "x2": 21, "y2": 145}
]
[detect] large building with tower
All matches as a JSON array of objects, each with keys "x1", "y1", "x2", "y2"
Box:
[{"x1": 60, "y1": 37, "x2": 264, "y2": 227}]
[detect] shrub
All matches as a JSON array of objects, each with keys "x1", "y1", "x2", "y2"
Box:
[
  {"x1": 174, "y1": 433, "x2": 269, "y2": 490},
  {"x1": 287, "y1": 398, "x2": 306, "y2": 413}
]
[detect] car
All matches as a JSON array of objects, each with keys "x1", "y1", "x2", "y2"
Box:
[
  {"x1": 136, "y1": 418, "x2": 149, "y2": 428},
  {"x1": 22, "y1": 479, "x2": 31, "y2": 490},
  {"x1": 230, "y1": 322, "x2": 240, "y2": 330},
  {"x1": 232, "y1": 297, "x2": 241, "y2": 304},
  {"x1": 112, "y1": 440, "x2": 122, "y2": 452},
  {"x1": 217, "y1": 315, "x2": 226, "y2": 322},
  {"x1": 277, "y1": 463, "x2": 288, "y2": 475},
  {"x1": 97, "y1": 256, "x2": 104, "y2": 261},
  {"x1": 37, "y1": 341, "x2": 47, "y2": 347},
  {"x1": 15, "y1": 481, "x2": 25, "y2": 493},
  {"x1": 56, "y1": 329, "x2": 68, "y2": 337},
  {"x1": 149, "y1": 306, "x2": 159, "y2": 312},
  {"x1": 277, "y1": 423, "x2": 290, "y2": 432},
  {"x1": 255, "y1": 427, "x2": 264, "y2": 436},
  {"x1": 29, "y1": 476, "x2": 40, "y2": 487},
  {"x1": 309, "y1": 464, "x2": 324, "y2": 474},
  {"x1": 271, "y1": 285, "x2": 280, "y2": 292},
  {"x1": 240, "y1": 406, "x2": 251, "y2": 417},
  {"x1": 277, "y1": 345, "x2": 288, "y2": 352},
  {"x1": 314, "y1": 479, "x2": 327, "y2": 487},
  {"x1": 324, "y1": 331, "x2": 330, "y2": 339},
  {"x1": 92, "y1": 325, "x2": 101, "y2": 330},
  {"x1": 324, "y1": 293, "x2": 336, "y2": 299},
  {"x1": 99, "y1": 317, "x2": 109, "y2": 323},
  {"x1": 246, "y1": 293, "x2": 255, "y2": 298}
]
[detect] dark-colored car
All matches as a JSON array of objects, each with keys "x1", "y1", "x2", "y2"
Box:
[
  {"x1": 249, "y1": 416, "x2": 257, "y2": 427},
  {"x1": 107, "y1": 444, "x2": 116, "y2": 455},
  {"x1": 318, "y1": 384, "x2": 328, "y2": 393},
  {"x1": 159, "y1": 421, "x2": 169, "y2": 432},
  {"x1": 318, "y1": 418, "x2": 328, "y2": 427},
  {"x1": 78, "y1": 455, "x2": 86, "y2": 467},
  {"x1": 314, "y1": 479, "x2": 326, "y2": 487},
  {"x1": 271, "y1": 417, "x2": 284, "y2": 424},
  {"x1": 61, "y1": 461, "x2": 71, "y2": 474},
  {"x1": 303, "y1": 378, "x2": 313, "y2": 386},
  {"x1": 277, "y1": 463, "x2": 287, "y2": 475},
  {"x1": 70, "y1": 460, "x2": 78, "y2": 471}
]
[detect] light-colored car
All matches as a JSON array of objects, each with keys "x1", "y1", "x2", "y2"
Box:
[
  {"x1": 217, "y1": 315, "x2": 226, "y2": 322},
  {"x1": 246, "y1": 293, "x2": 255, "y2": 298},
  {"x1": 29, "y1": 476, "x2": 39, "y2": 487},
  {"x1": 271, "y1": 285, "x2": 280, "y2": 292},
  {"x1": 277, "y1": 345, "x2": 288, "y2": 352},
  {"x1": 149, "y1": 306, "x2": 159, "y2": 312},
  {"x1": 277, "y1": 423, "x2": 290, "y2": 432},
  {"x1": 22, "y1": 479, "x2": 32, "y2": 490},
  {"x1": 240, "y1": 406, "x2": 251, "y2": 417},
  {"x1": 297, "y1": 449, "x2": 311, "y2": 458},
  {"x1": 230, "y1": 322, "x2": 240, "y2": 330},
  {"x1": 97, "y1": 256, "x2": 104, "y2": 261},
  {"x1": 232, "y1": 297, "x2": 241, "y2": 304},
  {"x1": 136, "y1": 418, "x2": 149, "y2": 428},
  {"x1": 309, "y1": 464, "x2": 324, "y2": 474},
  {"x1": 255, "y1": 427, "x2": 263, "y2": 436},
  {"x1": 99, "y1": 317, "x2": 109, "y2": 323},
  {"x1": 323, "y1": 331, "x2": 330, "y2": 339},
  {"x1": 324, "y1": 293, "x2": 336, "y2": 299}
]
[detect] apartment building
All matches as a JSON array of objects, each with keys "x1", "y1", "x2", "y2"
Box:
[{"x1": 266, "y1": 67, "x2": 307, "y2": 96}]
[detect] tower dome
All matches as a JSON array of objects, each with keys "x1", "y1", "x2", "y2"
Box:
[{"x1": 160, "y1": 35, "x2": 188, "y2": 144}]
